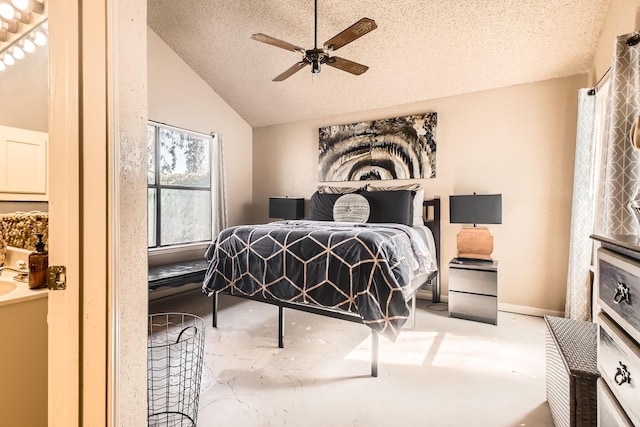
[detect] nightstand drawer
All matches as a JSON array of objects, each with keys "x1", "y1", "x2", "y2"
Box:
[
  {"x1": 449, "y1": 291, "x2": 497, "y2": 325},
  {"x1": 597, "y1": 313, "x2": 640, "y2": 426},
  {"x1": 449, "y1": 267, "x2": 497, "y2": 296}
]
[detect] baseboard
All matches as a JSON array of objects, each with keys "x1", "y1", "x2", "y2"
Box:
[
  {"x1": 416, "y1": 289, "x2": 448, "y2": 303},
  {"x1": 417, "y1": 291, "x2": 563, "y2": 317},
  {"x1": 498, "y1": 303, "x2": 564, "y2": 318}
]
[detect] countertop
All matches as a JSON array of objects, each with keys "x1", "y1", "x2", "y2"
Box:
[
  {"x1": 0, "y1": 247, "x2": 48, "y2": 307},
  {"x1": 0, "y1": 271, "x2": 47, "y2": 307}
]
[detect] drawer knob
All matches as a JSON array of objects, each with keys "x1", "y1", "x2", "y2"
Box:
[
  {"x1": 614, "y1": 361, "x2": 631, "y2": 386},
  {"x1": 613, "y1": 282, "x2": 630, "y2": 304}
]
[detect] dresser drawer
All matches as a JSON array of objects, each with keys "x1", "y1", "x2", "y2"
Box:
[
  {"x1": 597, "y1": 378, "x2": 634, "y2": 427},
  {"x1": 597, "y1": 313, "x2": 640, "y2": 426},
  {"x1": 597, "y1": 249, "x2": 640, "y2": 344}
]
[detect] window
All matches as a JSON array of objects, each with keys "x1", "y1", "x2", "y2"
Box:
[{"x1": 147, "y1": 122, "x2": 215, "y2": 248}]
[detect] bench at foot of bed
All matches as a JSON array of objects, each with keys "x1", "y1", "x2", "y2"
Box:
[{"x1": 148, "y1": 259, "x2": 208, "y2": 291}]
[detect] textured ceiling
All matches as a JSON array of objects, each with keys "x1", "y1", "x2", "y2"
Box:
[{"x1": 148, "y1": 0, "x2": 610, "y2": 128}]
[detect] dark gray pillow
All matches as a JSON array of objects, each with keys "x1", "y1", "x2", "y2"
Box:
[
  {"x1": 308, "y1": 192, "x2": 342, "y2": 221},
  {"x1": 361, "y1": 190, "x2": 415, "y2": 225}
]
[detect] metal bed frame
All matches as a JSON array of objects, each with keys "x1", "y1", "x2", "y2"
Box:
[{"x1": 210, "y1": 198, "x2": 441, "y2": 377}]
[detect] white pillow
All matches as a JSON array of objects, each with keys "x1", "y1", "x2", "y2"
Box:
[
  {"x1": 333, "y1": 194, "x2": 370, "y2": 223},
  {"x1": 413, "y1": 188, "x2": 425, "y2": 226}
]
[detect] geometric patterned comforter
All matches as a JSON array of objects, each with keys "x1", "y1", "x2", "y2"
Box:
[{"x1": 202, "y1": 220, "x2": 437, "y2": 341}]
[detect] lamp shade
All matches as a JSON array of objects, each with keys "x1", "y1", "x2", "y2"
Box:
[
  {"x1": 449, "y1": 194, "x2": 502, "y2": 225},
  {"x1": 269, "y1": 197, "x2": 304, "y2": 220}
]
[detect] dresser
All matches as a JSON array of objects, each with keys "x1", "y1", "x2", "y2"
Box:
[{"x1": 592, "y1": 235, "x2": 640, "y2": 426}]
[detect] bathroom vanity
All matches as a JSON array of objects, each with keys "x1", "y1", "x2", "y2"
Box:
[{"x1": 0, "y1": 247, "x2": 47, "y2": 427}]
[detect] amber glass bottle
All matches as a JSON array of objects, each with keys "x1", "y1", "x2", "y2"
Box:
[{"x1": 28, "y1": 233, "x2": 48, "y2": 289}]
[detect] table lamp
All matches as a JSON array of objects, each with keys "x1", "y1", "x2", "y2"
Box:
[
  {"x1": 269, "y1": 197, "x2": 305, "y2": 220},
  {"x1": 449, "y1": 193, "x2": 502, "y2": 260}
]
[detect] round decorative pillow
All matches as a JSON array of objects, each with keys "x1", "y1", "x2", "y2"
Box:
[{"x1": 333, "y1": 193, "x2": 370, "y2": 223}]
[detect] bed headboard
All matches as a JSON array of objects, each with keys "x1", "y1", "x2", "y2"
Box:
[
  {"x1": 423, "y1": 198, "x2": 441, "y2": 266},
  {"x1": 422, "y1": 197, "x2": 441, "y2": 302}
]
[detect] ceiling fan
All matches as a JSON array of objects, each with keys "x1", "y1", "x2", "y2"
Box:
[{"x1": 251, "y1": 0, "x2": 377, "y2": 81}]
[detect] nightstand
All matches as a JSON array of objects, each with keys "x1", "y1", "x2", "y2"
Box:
[{"x1": 448, "y1": 258, "x2": 498, "y2": 325}]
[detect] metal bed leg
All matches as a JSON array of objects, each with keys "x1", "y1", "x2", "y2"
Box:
[
  {"x1": 371, "y1": 331, "x2": 379, "y2": 377},
  {"x1": 433, "y1": 272, "x2": 441, "y2": 303},
  {"x1": 278, "y1": 305, "x2": 285, "y2": 348},
  {"x1": 410, "y1": 294, "x2": 417, "y2": 330},
  {"x1": 212, "y1": 291, "x2": 218, "y2": 327}
]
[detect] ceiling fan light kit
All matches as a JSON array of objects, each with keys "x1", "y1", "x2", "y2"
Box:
[{"x1": 251, "y1": 0, "x2": 377, "y2": 81}]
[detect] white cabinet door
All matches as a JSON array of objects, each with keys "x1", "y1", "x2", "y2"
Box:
[{"x1": 0, "y1": 125, "x2": 48, "y2": 200}]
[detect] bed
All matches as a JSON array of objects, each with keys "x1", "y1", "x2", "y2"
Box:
[{"x1": 202, "y1": 188, "x2": 441, "y2": 376}]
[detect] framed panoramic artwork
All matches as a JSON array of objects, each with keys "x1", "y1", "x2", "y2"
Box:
[{"x1": 318, "y1": 113, "x2": 437, "y2": 182}]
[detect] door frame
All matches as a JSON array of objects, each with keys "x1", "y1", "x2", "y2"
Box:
[{"x1": 48, "y1": 1, "x2": 148, "y2": 425}]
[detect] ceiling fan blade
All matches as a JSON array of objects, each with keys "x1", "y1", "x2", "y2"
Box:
[
  {"x1": 251, "y1": 33, "x2": 305, "y2": 53},
  {"x1": 326, "y1": 57, "x2": 369, "y2": 75},
  {"x1": 323, "y1": 18, "x2": 377, "y2": 51},
  {"x1": 273, "y1": 61, "x2": 309, "y2": 81}
]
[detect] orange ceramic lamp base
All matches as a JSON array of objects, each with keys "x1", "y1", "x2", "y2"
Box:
[{"x1": 456, "y1": 226, "x2": 494, "y2": 260}]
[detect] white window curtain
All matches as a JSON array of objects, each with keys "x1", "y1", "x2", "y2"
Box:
[
  {"x1": 565, "y1": 32, "x2": 640, "y2": 320},
  {"x1": 594, "y1": 33, "x2": 640, "y2": 236},
  {"x1": 212, "y1": 134, "x2": 228, "y2": 236},
  {"x1": 565, "y1": 89, "x2": 598, "y2": 321}
]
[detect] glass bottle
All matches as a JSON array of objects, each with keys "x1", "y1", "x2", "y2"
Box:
[{"x1": 28, "y1": 233, "x2": 48, "y2": 289}]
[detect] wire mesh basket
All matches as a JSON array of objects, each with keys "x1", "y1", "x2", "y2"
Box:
[{"x1": 148, "y1": 313, "x2": 205, "y2": 427}]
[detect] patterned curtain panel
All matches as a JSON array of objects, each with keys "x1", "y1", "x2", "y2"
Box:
[
  {"x1": 595, "y1": 34, "x2": 640, "y2": 236},
  {"x1": 565, "y1": 90, "x2": 597, "y2": 321},
  {"x1": 212, "y1": 134, "x2": 228, "y2": 236}
]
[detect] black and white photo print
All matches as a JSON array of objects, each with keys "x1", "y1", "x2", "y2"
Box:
[{"x1": 318, "y1": 113, "x2": 437, "y2": 182}]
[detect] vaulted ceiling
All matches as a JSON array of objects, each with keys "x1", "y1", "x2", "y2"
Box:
[{"x1": 148, "y1": 0, "x2": 610, "y2": 128}]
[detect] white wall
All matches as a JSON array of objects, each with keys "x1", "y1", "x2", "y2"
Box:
[
  {"x1": 0, "y1": 201, "x2": 47, "y2": 214},
  {"x1": 147, "y1": 28, "x2": 253, "y2": 227},
  {"x1": 114, "y1": 3, "x2": 148, "y2": 424},
  {"x1": 253, "y1": 74, "x2": 586, "y2": 314}
]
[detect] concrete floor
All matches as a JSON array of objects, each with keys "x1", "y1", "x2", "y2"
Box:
[{"x1": 150, "y1": 290, "x2": 555, "y2": 427}]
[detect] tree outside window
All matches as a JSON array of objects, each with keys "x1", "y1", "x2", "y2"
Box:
[{"x1": 148, "y1": 123, "x2": 214, "y2": 248}]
